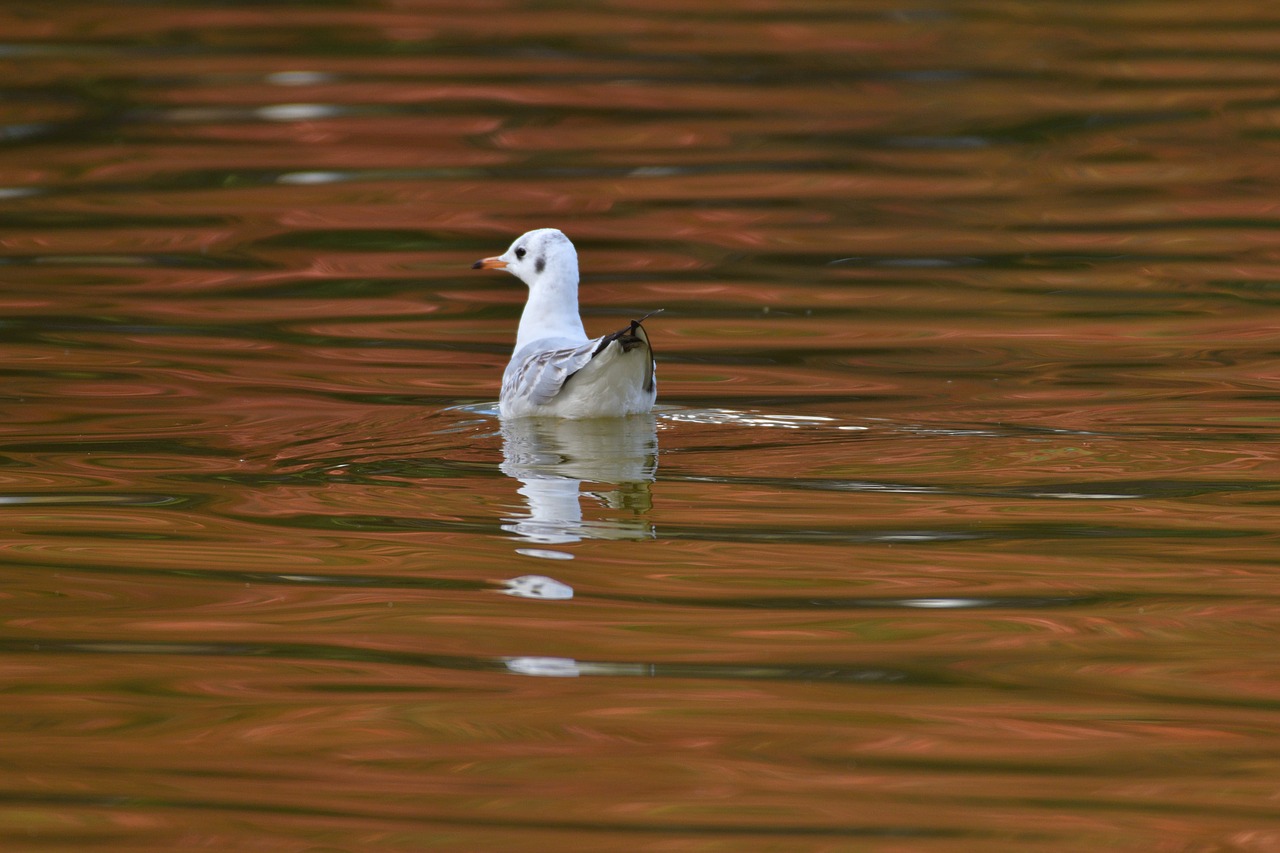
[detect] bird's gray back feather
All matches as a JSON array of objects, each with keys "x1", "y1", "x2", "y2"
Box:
[{"x1": 503, "y1": 338, "x2": 601, "y2": 406}]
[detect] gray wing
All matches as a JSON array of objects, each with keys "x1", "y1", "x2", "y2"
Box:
[{"x1": 503, "y1": 338, "x2": 601, "y2": 406}]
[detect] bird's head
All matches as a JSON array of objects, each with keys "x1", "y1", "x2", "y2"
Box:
[{"x1": 472, "y1": 228, "x2": 578, "y2": 290}]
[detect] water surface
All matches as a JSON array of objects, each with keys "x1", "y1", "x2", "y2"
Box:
[{"x1": 3, "y1": 1, "x2": 1280, "y2": 850}]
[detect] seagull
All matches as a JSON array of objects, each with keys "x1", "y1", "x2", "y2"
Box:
[{"x1": 472, "y1": 228, "x2": 657, "y2": 419}]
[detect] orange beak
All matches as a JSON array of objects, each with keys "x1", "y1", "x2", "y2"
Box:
[{"x1": 471, "y1": 256, "x2": 507, "y2": 270}]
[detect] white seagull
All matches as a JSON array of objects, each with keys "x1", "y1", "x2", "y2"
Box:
[{"x1": 473, "y1": 228, "x2": 658, "y2": 419}]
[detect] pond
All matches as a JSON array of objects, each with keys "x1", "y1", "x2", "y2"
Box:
[{"x1": 3, "y1": 1, "x2": 1280, "y2": 850}]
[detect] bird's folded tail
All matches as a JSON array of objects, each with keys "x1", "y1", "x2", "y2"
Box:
[{"x1": 591, "y1": 309, "x2": 662, "y2": 392}]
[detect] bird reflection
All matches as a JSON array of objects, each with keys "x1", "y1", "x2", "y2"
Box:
[{"x1": 500, "y1": 415, "x2": 658, "y2": 545}]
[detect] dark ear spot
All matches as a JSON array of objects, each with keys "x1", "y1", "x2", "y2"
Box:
[{"x1": 535, "y1": 256, "x2": 546, "y2": 274}]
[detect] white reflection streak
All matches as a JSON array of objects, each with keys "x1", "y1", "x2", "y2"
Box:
[
  {"x1": 898, "y1": 598, "x2": 993, "y2": 609},
  {"x1": 500, "y1": 415, "x2": 658, "y2": 548},
  {"x1": 666, "y1": 408, "x2": 837, "y2": 429},
  {"x1": 503, "y1": 657, "x2": 654, "y2": 678},
  {"x1": 504, "y1": 656, "x2": 583, "y2": 677},
  {"x1": 277, "y1": 171, "x2": 349, "y2": 185},
  {"x1": 501, "y1": 575, "x2": 574, "y2": 600},
  {"x1": 255, "y1": 103, "x2": 343, "y2": 121}
]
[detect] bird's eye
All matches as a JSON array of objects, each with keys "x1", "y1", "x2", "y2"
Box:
[{"x1": 515, "y1": 247, "x2": 527, "y2": 259}]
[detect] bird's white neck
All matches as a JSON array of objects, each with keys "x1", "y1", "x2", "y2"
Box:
[{"x1": 514, "y1": 264, "x2": 587, "y2": 352}]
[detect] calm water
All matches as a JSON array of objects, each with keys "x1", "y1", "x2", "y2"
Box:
[{"x1": 3, "y1": 2, "x2": 1280, "y2": 850}]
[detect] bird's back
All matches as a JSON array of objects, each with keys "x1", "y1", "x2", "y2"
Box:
[{"x1": 500, "y1": 321, "x2": 657, "y2": 419}]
